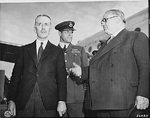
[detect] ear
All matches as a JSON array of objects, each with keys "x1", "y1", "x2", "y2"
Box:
[
  {"x1": 48, "y1": 27, "x2": 51, "y2": 34},
  {"x1": 58, "y1": 31, "x2": 61, "y2": 36},
  {"x1": 117, "y1": 17, "x2": 122, "y2": 23},
  {"x1": 34, "y1": 27, "x2": 36, "y2": 33}
]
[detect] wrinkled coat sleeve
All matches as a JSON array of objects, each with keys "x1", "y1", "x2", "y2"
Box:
[{"x1": 133, "y1": 32, "x2": 149, "y2": 98}]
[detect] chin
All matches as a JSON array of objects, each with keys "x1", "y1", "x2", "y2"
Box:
[
  {"x1": 38, "y1": 37, "x2": 47, "y2": 40},
  {"x1": 104, "y1": 29, "x2": 110, "y2": 35},
  {"x1": 40, "y1": 35, "x2": 48, "y2": 38},
  {"x1": 104, "y1": 30, "x2": 108, "y2": 34}
]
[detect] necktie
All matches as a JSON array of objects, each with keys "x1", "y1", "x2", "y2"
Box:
[
  {"x1": 38, "y1": 42, "x2": 43, "y2": 62},
  {"x1": 63, "y1": 45, "x2": 66, "y2": 51}
]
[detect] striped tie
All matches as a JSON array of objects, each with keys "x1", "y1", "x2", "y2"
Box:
[{"x1": 37, "y1": 42, "x2": 43, "y2": 62}]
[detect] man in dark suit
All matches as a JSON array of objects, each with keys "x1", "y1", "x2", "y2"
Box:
[
  {"x1": 72, "y1": 9, "x2": 149, "y2": 117},
  {"x1": 7, "y1": 14, "x2": 67, "y2": 117},
  {"x1": 55, "y1": 21, "x2": 89, "y2": 117}
]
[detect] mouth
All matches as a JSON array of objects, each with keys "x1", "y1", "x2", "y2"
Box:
[{"x1": 41, "y1": 30, "x2": 46, "y2": 33}]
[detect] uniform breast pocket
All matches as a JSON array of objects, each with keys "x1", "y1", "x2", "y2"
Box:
[{"x1": 71, "y1": 53, "x2": 81, "y2": 66}]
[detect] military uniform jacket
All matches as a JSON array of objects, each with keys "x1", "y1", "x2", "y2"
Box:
[
  {"x1": 86, "y1": 29, "x2": 149, "y2": 110},
  {"x1": 64, "y1": 44, "x2": 89, "y2": 103}
]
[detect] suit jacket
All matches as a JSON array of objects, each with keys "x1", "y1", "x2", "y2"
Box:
[
  {"x1": 85, "y1": 29, "x2": 149, "y2": 110},
  {"x1": 8, "y1": 41, "x2": 67, "y2": 110},
  {"x1": 58, "y1": 44, "x2": 89, "y2": 103}
]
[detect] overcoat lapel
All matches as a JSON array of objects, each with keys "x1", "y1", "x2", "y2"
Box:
[
  {"x1": 90, "y1": 41, "x2": 107, "y2": 63},
  {"x1": 28, "y1": 41, "x2": 38, "y2": 65},
  {"x1": 91, "y1": 29, "x2": 129, "y2": 64},
  {"x1": 58, "y1": 44, "x2": 61, "y2": 48}
]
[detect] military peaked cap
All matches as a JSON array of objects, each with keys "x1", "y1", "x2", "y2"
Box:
[{"x1": 55, "y1": 21, "x2": 76, "y2": 31}]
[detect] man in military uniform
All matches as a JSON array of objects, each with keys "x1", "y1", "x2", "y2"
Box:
[{"x1": 55, "y1": 21, "x2": 89, "y2": 117}]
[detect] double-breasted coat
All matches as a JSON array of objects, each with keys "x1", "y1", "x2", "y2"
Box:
[
  {"x1": 8, "y1": 41, "x2": 67, "y2": 110},
  {"x1": 85, "y1": 29, "x2": 149, "y2": 110}
]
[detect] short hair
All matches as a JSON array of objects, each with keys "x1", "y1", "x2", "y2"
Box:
[
  {"x1": 35, "y1": 14, "x2": 51, "y2": 25},
  {"x1": 105, "y1": 9, "x2": 126, "y2": 23}
]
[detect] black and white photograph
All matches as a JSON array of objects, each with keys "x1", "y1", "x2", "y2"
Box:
[{"x1": 0, "y1": 0, "x2": 149, "y2": 117}]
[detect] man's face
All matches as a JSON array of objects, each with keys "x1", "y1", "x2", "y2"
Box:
[
  {"x1": 60, "y1": 29, "x2": 73, "y2": 43},
  {"x1": 101, "y1": 12, "x2": 119, "y2": 35},
  {"x1": 34, "y1": 16, "x2": 51, "y2": 39}
]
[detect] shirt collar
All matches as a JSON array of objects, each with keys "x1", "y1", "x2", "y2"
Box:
[
  {"x1": 107, "y1": 28, "x2": 124, "y2": 44},
  {"x1": 36, "y1": 39, "x2": 48, "y2": 50},
  {"x1": 59, "y1": 42, "x2": 70, "y2": 48},
  {"x1": 111, "y1": 27, "x2": 124, "y2": 37}
]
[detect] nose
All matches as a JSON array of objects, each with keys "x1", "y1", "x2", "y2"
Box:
[
  {"x1": 68, "y1": 32, "x2": 72, "y2": 35},
  {"x1": 42, "y1": 24, "x2": 45, "y2": 29}
]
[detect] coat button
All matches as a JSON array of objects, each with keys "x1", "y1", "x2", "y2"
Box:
[
  {"x1": 114, "y1": 51, "x2": 116, "y2": 54},
  {"x1": 110, "y1": 64, "x2": 113, "y2": 67},
  {"x1": 36, "y1": 73, "x2": 39, "y2": 77},
  {"x1": 65, "y1": 60, "x2": 67, "y2": 62},
  {"x1": 92, "y1": 81, "x2": 95, "y2": 83}
]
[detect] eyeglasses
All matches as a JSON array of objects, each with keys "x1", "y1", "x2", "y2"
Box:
[{"x1": 101, "y1": 16, "x2": 118, "y2": 23}]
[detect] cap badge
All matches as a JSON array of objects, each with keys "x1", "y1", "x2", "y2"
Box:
[{"x1": 69, "y1": 22, "x2": 73, "y2": 27}]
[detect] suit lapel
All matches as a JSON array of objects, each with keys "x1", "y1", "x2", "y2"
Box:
[
  {"x1": 40, "y1": 41, "x2": 53, "y2": 61},
  {"x1": 28, "y1": 41, "x2": 38, "y2": 65},
  {"x1": 91, "y1": 29, "x2": 129, "y2": 64},
  {"x1": 90, "y1": 41, "x2": 107, "y2": 63}
]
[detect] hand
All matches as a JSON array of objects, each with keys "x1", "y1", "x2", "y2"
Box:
[
  {"x1": 135, "y1": 96, "x2": 149, "y2": 110},
  {"x1": 70, "y1": 62, "x2": 82, "y2": 77},
  {"x1": 57, "y1": 101, "x2": 66, "y2": 117},
  {"x1": 7, "y1": 100, "x2": 16, "y2": 116}
]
